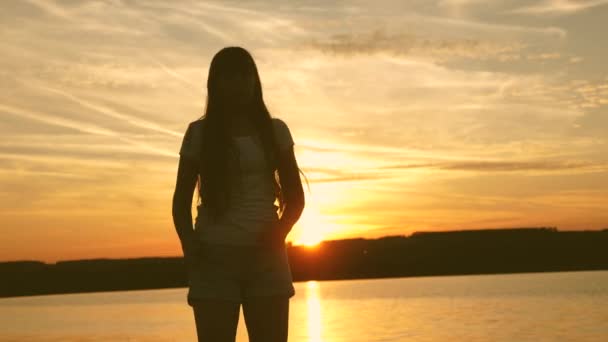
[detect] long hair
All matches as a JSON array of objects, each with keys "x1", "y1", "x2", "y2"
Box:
[{"x1": 194, "y1": 46, "x2": 308, "y2": 222}]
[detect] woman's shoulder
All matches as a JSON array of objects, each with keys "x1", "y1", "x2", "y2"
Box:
[
  {"x1": 189, "y1": 117, "x2": 206, "y2": 129},
  {"x1": 185, "y1": 118, "x2": 206, "y2": 139},
  {"x1": 179, "y1": 118, "x2": 205, "y2": 161},
  {"x1": 270, "y1": 117, "x2": 294, "y2": 150},
  {"x1": 271, "y1": 117, "x2": 290, "y2": 131}
]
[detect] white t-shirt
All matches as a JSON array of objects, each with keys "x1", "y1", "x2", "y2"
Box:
[{"x1": 179, "y1": 117, "x2": 295, "y2": 245}]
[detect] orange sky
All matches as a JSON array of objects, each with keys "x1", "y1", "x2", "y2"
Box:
[{"x1": 1, "y1": 0, "x2": 607, "y2": 263}]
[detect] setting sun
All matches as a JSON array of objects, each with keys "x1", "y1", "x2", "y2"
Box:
[
  {"x1": 292, "y1": 225, "x2": 325, "y2": 247},
  {"x1": 296, "y1": 238, "x2": 323, "y2": 248},
  {"x1": 290, "y1": 201, "x2": 332, "y2": 247}
]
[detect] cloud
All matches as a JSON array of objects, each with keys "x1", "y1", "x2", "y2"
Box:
[
  {"x1": 30, "y1": 83, "x2": 183, "y2": 137},
  {"x1": 402, "y1": 12, "x2": 567, "y2": 38},
  {"x1": 437, "y1": 0, "x2": 488, "y2": 17},
  {"x1": 569, "y1": 56, "x2": 584, "y2": 63},
  {"x1": 297, "y1": 155, "x2": 608, "y2": 185},
  {"x1": 380, "y1": 159, "x2": 608, "y2": 173},
  {"x1": 0, "y1": 167, "x2": 96, "y2": 180},
  {"x1": 0, "y1": 152, "x2": 127, "y2": 169},
  {"x1": 0, "y1": 103, "x2": 118, "y2": 137},
  {"x1": 304, "y1": 28, "x2": 526, "y2": 62},
  {"x1": 509, "y1": 0, "x2": 608, "y2": 15},
  {"x1": 527, "y1": 52, "x2": 561, "y2": 60},
  {"x1": 0, "y1": 103, "x2": 177, "y2": 158},
  {"x1": 569, "y1": 79, "x2": 608, "y2": 109},
  {"x1": 23, "y1": 0, "x2": 72, "y2": 19}
]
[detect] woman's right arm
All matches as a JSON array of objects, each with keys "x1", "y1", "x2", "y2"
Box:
[{"x1": 172, "y1": 155, "x2": 199, "y2": 259}]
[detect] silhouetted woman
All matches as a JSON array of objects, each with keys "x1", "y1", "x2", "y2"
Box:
[{"x1": 172, "y1": 46, "x2": 307, "y2": 342}]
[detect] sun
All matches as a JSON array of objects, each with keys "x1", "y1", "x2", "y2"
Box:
[
  {"x1": 297, "y1": 236, "x2": 323, "y2": 248},
  {"x1": 290, "y1": 204, "x2": 330, "y2": 248},
  {"x1": 293, "y1": 226, "x2": 324, "y2": 247},
  {"x1": 285, "y1": 184, "x2": 350, "y2": 248}
]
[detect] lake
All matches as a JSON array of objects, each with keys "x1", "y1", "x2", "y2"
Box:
[{"x1": 1, "y1": 270, "x2": 607, "y2": 341}]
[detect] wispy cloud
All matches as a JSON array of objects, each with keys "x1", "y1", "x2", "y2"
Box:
[
  {"x1": 30, "y1": 83, "x2": 183, "y2": 137},
  {"x1": 0, "y1": 152, "x2": 127, "y2": 169},
  {"x1": 304, "y1": 28, "x2": 525, "y2": 62},
  {"x1": 0, "y1": 103, "x2": 177, "y2": 158},
  {"x1": 509, "y1": 0, "x2": 608, "y2": 15},
  {"x1": 0, "y1": 167, "x2": 97, "y2": 180},
  {"x1": 402, "y1": 12, "x2": 567, "y2": 38},
  {"x1": 23, "y1": 0, "x2": 72, "y2": 19},
  {"x1": 0, "y1": 103, "x2": 118, "y2": 137},
  {"x1": 380, "y1": 159, "x2": 608, "y2": 173}
]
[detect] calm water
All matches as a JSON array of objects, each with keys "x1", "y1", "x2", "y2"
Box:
[{"x1": 1, "y1": 270, "x2": 607, "y2": 341}]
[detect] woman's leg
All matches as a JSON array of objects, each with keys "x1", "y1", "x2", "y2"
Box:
[
  {"x1": 192, "y1": 298, "x2": 241, "y2": 342},
  {"x1": 242, "y1": 295, "x2": 290, "y2": 342}
]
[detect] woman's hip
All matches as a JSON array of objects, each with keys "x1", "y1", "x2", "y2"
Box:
[{"x1": 193, "y1": 241, "x2": 290, "y2": 275}]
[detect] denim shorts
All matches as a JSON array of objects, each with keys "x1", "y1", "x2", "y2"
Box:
[{"x1": 186, "y1": 241, "x2": 296, "y2": 305}]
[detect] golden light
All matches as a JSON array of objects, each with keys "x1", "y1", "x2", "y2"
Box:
[
  {"x1": 291, "y1": 201, "x2": 329, "y2": 247},
  {"x1": 300, "y1": 238, "x2": 322, "y2": 248},
  {"x1": 306, "y1": 280, "x2": 323, "y2": 342},
  {"x1": 285, "y1": 168, "x2": 353, "y2": 247}
]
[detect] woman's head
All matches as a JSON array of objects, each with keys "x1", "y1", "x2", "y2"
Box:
[
  {"x1": 195, "y1": 46, "x2": 308, "y2": 222},
  {"x1": 207, "y1": 47, "x2": 259, "y2": 113}
]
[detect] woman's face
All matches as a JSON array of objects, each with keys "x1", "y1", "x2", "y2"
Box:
[{"x1": 217, "y1": 71, "x2": 255, "y2": 106}]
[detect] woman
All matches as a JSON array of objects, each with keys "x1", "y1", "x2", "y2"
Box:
[{"x1": 172, "y1": 46, "x2": 307, "y2": 342}]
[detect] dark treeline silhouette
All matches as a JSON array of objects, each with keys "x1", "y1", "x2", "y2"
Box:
[{"x1": 1, "y1": 227, "x2": 607, "y2": 298}]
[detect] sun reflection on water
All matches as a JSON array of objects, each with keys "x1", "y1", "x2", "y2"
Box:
[{"x1": 306, "y1": 280, "x2": 323, "y2": 342}]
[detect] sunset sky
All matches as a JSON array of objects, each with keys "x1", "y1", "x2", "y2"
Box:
[{"x1": 1, "y1": 0, "x2": 607, "y2": 263}]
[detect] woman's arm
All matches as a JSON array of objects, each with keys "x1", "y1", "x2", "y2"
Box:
[
  {"x1": 258, "y1": 144, "x2": 305, "y2": 247},
  {"x1": 276, "y1": 145, "x2": 305, "y2": 233},
  {"x1": 172, "y1": 157, "x2": 199, "y2": 258}
]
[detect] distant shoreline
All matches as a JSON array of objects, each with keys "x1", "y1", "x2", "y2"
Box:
[
  {"x1": 3, "y1": 269, "x2": 607, "y2": 300},
  {"x1": 2, "y1": 227, "x2": 607, "y2": 299}
]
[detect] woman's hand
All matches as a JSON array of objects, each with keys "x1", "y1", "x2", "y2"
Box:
[
  {"x1": 181, "y1": 234, "x2": 202, "y2": 268},
  {"x1": 257, "y1": 220, "x2": 290, "y2": 248}
]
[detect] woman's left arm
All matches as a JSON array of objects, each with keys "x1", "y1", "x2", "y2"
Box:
[
  {"x1": 276, "y1": 144, "x2": 305, "y2": 234},
  {"x1": 257, "y1": 144, "x2": 305, "y2": 247}
]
